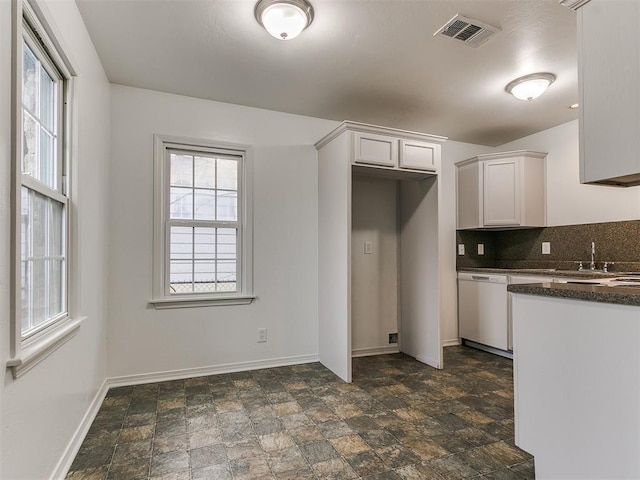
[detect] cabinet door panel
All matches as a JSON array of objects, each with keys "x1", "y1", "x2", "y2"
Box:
[
  {"x1": 483, "y1": 160, "x2": 520, "y2": 226},
  {"x1": 353, "y1": 132, "x2": 397, "y2": 167},
  {"x1": 399, "y1": 140, "x2": 437, "y2": 171}
]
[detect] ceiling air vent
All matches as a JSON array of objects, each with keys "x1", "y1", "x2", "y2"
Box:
[{"x1": 434, "y1": 14, "x2": 501, "y2": 48}]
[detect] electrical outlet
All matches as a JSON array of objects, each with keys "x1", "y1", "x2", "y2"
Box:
[
  {"x1": 458, "y1": 244, "x2": 465, "y2": 255},
  {"x1": 389, "y1": 333, "x2": 398, "y2": 344},
  {"x1": 542, "y1": 242, "x2": 551, "y2": 255},
  {"x1": 477, "y1": 243, "x2": 485, "y2": 255},
  {"x1": 364, "y1": 241, "x2": 372, "y2": 254},
  {"x1": 257, "y1": 328, "x2": 267, "y2": 343}
]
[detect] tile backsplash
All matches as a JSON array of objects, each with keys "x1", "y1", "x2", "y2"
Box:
[{"x1": 456, "y1": 220, "x2": 640, "y2": 272}]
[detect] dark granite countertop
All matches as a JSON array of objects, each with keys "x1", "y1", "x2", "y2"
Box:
[
  {"x1": 457, "y1": 267, "x2": 625, "y2": 279},
  {"x1": 507, "y1": 282, "x2": 640, "y2": 307}
]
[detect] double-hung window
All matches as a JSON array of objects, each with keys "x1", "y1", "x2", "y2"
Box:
[
  {"x1": 151, "y1": 136, "x2": 254, "y2": 308},
  {"x1": 8, "y1": 1, "x2": 79, "y2": 378}
]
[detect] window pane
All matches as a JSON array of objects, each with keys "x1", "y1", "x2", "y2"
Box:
[
  {"x1": 40, "y1": 67, "x2": 55, "y2": 131},
  {"x1": 29, "y1": 259, "x2": 47, "y2": 332},
  {"x1": 217, "y1": 228, "x2": 237, "y2": 260},
  {"x1": 217, "y1": 159, "x2": 237, "y2": 190},
  {"x1": 32, "y1": 190, "x2": 48, "y2": 257},
  {"x1": 169, "y1": 260, "x2": 193, "y2": 294},
  {"x1": 194, "y1": 261, "x2": 215, "y2": 292},
  {"x1": 217, "y1": 261, "x2": 236, "y2": 291},
  {"x1": 50, "y1": 200, "x2": 64, "y2": 256},
  {"x1": 216, "y1": 191, "x2": 237, "y2": 221},
  {"x1": 22, "y1": 112, "x2": 38, "y2": 177},
  {"x1": 170, "y1": 226, "x2": 193, "y2": 294},
  {"x1": 21, "y1": 187, "x2": 31, "y2": 258},
  {"x1": 217, "y1": 228, "x2": 237, "y2": 292},
  {"x1": 194, "y1": 227, "x2": 215, "y2": 259},
  {"x1": 23, "y1": 42, "x2": 37, "y2": 114},
  {"x1": 170, "y1": 153, "x2": 193, "y2": 187},
  {"x1": 170, "y1": 226, "x2": 192, "y2": 260},
  {"x1": 49, "y1": 259, "x2": 63, "y2": 317},
  {"x1": 21, "y1": 260, "x2": 31, "y2": 332},
  {"x1": 194, "y1": 156, "x2": 215, "y2": 189},
  {"x1": 40, "y1": 129, "x2": 55, "y2": 189},
  {"x1": 169, "y1": 187, "x2": 193, "y2": 219},
  {"x1": 194, "y1": 188, "x2": 215, "y2": 221}
]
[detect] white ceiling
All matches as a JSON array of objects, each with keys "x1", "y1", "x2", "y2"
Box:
[{"x1": 75, "y1": 0, "x2": 580, "y2": 146}]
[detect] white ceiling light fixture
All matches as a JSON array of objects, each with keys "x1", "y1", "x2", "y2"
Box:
[
  {"x1": 505, "y1": 73, "x2": 556, "y2": 101},
  {"x1": 255, "y1": 0, "x2": 314, "y2": 41}
]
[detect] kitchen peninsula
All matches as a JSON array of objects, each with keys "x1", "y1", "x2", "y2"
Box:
[{"x1": 509, "y1": 282, "x2": 640, "y2": 479}]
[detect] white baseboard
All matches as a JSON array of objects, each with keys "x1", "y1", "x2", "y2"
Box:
[
  {"x1": 351, "y1": 346, "x2": 400, "y2": 358},
  {"x1": 107, "y1": 354, "x2": 320, "y2": 388},
  {"x1": 443, "y1": 339, "x2": 461, "y2": 347},
  {"x1": 50, "y1": 379, "x2": 108, "y2": 480}
]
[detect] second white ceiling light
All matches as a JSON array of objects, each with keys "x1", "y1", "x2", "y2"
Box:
[{"x1": 255, "y1": 0, "x2": 314, "y2": 40}]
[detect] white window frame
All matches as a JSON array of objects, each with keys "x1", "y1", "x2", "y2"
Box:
[
  {"x1": 150, "y1": 135, "x2": 254, "y2": 309},
  {"x1": 7, "y1": 0, "x2": 82, "y2": 379}
]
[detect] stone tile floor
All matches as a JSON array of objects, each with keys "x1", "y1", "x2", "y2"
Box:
[{"x1": 66, "y1": 346, "x2": 534, "y2": 479}]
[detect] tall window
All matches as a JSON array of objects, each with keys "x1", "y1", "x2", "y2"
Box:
[
  {"x1": 9, "y1": 1, "x2": 78, "y2": 379},
  {"x1": 152, "y1": 137, "x2": 253, "y2": 308},
  {"x1": 20, "y1": 25, "x2": 67, "y2": 337}
]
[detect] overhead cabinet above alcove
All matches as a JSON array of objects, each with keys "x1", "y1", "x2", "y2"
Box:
[
  {"x1": 456, "y1": 150, "x2": 547, "y2": 230},
  {"x1": 316, "y1": 121, "x2": 447, "y2": 383}
]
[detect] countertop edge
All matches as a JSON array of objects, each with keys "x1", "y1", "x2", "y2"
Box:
[{"x1": 507, "y1": 283, "x2": 640, "y2": 307}]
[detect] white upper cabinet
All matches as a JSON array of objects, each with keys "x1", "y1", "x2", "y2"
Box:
[
  {"x1": 399, "y1": 139, "x2": 438, "y2": 171},
  {"x1": 578, "y1": 0, "x2": 640, "y2": 186},
  {"x1": 318, "y1": 122, "x2": 446, "y2": 178},
  {"x1": 456, "y1": 151, "x2": 546, "y2": 230},
  {"x1": 353, "y1": 131, "x2": 398, "y2": 167}
]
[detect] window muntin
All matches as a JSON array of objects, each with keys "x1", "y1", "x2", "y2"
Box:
[
  {"x1": 19, "y1": 29, "x2": 68, "y2": 338},
  {"x1": 166, "y1": 149, "x2": 241, "y2": 296}
]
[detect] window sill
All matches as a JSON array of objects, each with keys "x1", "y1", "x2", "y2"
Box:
[
  {"x1": 149, "y1": 295, "x2": 256, "y2": 309},
  {"x1": 6, "y1": 316, "x2": 85, "y2": 379}
]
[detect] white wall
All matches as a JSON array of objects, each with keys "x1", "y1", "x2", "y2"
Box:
[
  {"x1": 0, "y1": 1, "x2": 111, "y2": 479},
  {"x1": 108, "y1": 85, "x2": 338, "y2": 379},
  {"x1": 498, "y1": 119, "x2": 640, "y2": 226},
  {"x1": 351, "y1": 176, "x2": 398, "y2": 354}
]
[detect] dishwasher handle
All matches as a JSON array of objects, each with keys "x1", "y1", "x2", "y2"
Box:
[{"x1": 458, "y1": 272, "x2": 508, "y2": 284}]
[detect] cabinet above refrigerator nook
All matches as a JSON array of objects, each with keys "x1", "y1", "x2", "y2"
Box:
[{"x1": 455, "y1": 150, "x2": 547, "y2": 230}]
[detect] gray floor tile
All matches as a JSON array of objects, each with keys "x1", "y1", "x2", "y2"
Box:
[{"x1": 68, "y1": 347, "x2": 534, "y2": 479}]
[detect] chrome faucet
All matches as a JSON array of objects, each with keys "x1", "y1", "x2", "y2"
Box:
[{"x1": 590, "y1": 241, "x2": 596, "y2": 271}]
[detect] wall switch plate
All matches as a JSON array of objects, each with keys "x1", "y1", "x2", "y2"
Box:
[
  {"x1": 364, "y1": 241, "x2": 372, "y2": 254},
  {"x1": 389, "y1": 333, "x2": 398, "y2": 344},
  {"x1": 257, "y1": 328, "x2": 267, "y2": 343},
  {"x1": 458, "y1": 244, "x2": 465, "y2": 255},
  {"x1": 542, "y1": 242, "x2": 551, "y2": 255},
  {"x1": 477, "y1": 243, "x2": 485, "y2": 255}
]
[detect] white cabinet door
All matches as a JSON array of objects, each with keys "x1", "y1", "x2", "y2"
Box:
[
  {"x1": 353, "y1": 132, "x2": 397, "y2": 167},
  {"x1": 483, "y1": 159, "x2": 521, "y2": 226},
  {"x1": 579, "y1": 0, "x2": 640, "y2": 185},
  {"x1": 399, "y1": 139, "x2": 438, "y2": 171}
]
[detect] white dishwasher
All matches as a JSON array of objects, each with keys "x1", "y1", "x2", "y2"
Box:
[{"x1": 458, "y1": 272, "x2": 508, "y2": 351}]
